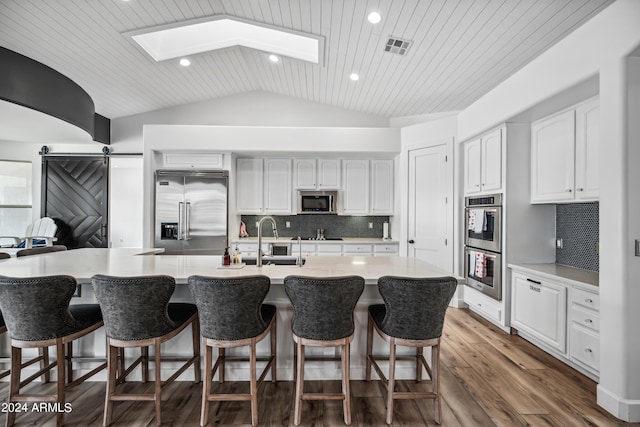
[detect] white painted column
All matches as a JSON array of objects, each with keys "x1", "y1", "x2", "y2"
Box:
[{"x1": 597, "y1": 55, "x2": 640, "y2": 422}]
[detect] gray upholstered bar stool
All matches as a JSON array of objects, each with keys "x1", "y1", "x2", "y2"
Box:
[
  {"x1": 0, "y1": 310, "x2": 51, "y2": 385},
  {"x1": 0, "y1": 274, "x2": 106, "y2": 427},
  {"x1": 187, "y1": 275, "x2": 277, "y2": 427},
  {"x1": 366, "y1": 276, "x2": 457, "y2": 425},
  {"x1": 284, "y1": 275, "x2": 365, "y2": 426},
  {"x1": 91, "y1": 274, "x2": 201, "y2": 427}
]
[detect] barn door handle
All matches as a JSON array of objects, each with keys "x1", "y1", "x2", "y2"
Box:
[{"x1": 101, "y1": 224, "x2": 108, "y2": 239}]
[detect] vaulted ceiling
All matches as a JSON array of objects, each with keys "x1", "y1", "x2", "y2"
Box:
[{"x1": 0, "y1": 0, "x2": 613, "y2": 120}]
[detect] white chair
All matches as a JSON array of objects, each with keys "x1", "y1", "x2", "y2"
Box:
[{"x1": 0, "y1": 217, "x2": 57, "y2": 249}]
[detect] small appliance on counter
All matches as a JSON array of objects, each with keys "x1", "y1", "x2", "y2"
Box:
[{"x1": 383, "y1": 221, "x2": 390, "y2": 240}]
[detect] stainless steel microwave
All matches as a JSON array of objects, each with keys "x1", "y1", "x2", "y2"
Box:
[{"x1": 297, "y1": 191, "x2": 338, "y2": 214}]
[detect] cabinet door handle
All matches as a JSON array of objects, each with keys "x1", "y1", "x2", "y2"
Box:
[
  {"x1": 526, "y1": 278, "x2": 542, "y2": 285},
  {"x1": 577, "y1": 188, "x2": 584, "y2": 192},
  {"x1": 566, "y1": 189, "x2": 573, "y2": 192},
  {"x1": 585, "y1": 318, "x2": 593, "y2": 324},
  {"x1": 585, "y1": 348, "x2": 593, "y2": 353},
  {"x1": 585, "y1": 298, "x2": 593, "y2": 304}
]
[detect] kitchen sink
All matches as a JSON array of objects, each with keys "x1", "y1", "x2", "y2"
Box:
[{"x1": 243, "y1": 256, "x2": 306, "y2": 266}]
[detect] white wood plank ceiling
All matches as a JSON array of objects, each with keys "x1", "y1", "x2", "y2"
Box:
[{"x1": 0, "y1": 0, "x2": 613, "y2": 120}]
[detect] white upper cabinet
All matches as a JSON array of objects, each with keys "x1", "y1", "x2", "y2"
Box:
[
  {"x1": 236, "y1": 158, "x2": 264, "y2": 214},
  {"x1": 317, "y1": 159, "x2": 341, "y2": 189},
  {"x1": 463, "y1": 128, "x2": 502, "y2": 195},
  {"x1": 463, "y1": 139, "x2": 482, "y2": 194},
  {"x1": 341, "y1": 159, "x2": 394, "y2": 216},
  {"x1": 264, "y1": 158, "x2": 292, "y2": 214},
  {"x1": 236, "y1": 158, "x2": 292, "y2": 214},
  {"x1": 293, "y1": 159, "x2": 340, "y2": 189},
  {"x1": 293, "y1": 158, "x2": 316, "y2": 189},
  {"x1": 531, "y1": 98, "x2": 599, "y2": 203},
  {"x1": 481, "y1": 129, "x2": 502, "y2": 192},
  {"x1": 341, "y1": 159, "x2": 369, "y2": 215},
  {"x1": 574, "y1": 98, "x2": 600, "y2": 201},
  {"x1": 370, "y1": 159, "x2": 394, "y2": 215},
  {"x1": 531, "y1": 110, "x2": 576, "y2": 203}
]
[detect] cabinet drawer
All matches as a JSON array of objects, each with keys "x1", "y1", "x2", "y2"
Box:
[
  {"x1": 316, "y1": 244, "x2": 342, "y2": 253},
  {"x1": 374, "y1": 244, "x2": 399, "y2": 254},
  {"x1": 464, "y1": 288, "x2": 502, "y2": 324},
  {"x1": 300, "y1": 243, "x2": 317, "y2": 253},
  {"x1": 236, "y1": 243, "x2": 258, "y2": 252},
  {"x1": 570, "y1": 324, "x2": 599, "y2": 372},
  {"x1": 572, "y1": 287, "x2": 599, "y2": 311},
  {"x1": 342, "y1": 244, "x2": 373, "y2": 253},
  {"x1": 570, "y1": 305, "x2": 600, "y2": 332}
]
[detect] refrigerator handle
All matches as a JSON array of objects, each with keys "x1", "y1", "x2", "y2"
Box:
[
  {"x1": 178, "y1": 202, "x2": 184, "y2": 240},
  {"x1": 185, "y1": 202, "x2": 191, "y2": 240}
]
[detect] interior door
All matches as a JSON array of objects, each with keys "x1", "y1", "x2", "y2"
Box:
[
  {"x1": 408, "y1": 144, "x2": 451, "y2": 271},
  {"x1": 42, "y1": 156, "x2": 109, "y2": 248}
]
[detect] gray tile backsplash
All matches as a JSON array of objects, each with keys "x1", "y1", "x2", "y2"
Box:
[
  {"x1": 240, "y1": 215, "x2": 390, "y2": 239},
  {"x1": 556, "y1": 202, "x2": 599, "y2": 272}
]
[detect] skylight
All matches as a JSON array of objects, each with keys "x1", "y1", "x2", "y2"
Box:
[{"x1": 127, "y1": 15, "x2": 323, "y2": 65}]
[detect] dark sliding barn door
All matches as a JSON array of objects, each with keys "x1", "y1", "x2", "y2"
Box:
[{"x1": 41, "y1": 156, "x2": 109, "y2": 248}]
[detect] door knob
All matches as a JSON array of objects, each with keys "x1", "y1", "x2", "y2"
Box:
[{"x1": 408, "y1": 239, "x2": 415, "y2": 244}]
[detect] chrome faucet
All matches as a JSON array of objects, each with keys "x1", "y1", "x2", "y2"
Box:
[
  {"x1": 257, "y1": 216, "x2": 279, "y2": 267},
  {"x1": 296, "y1": 236, "x2": 303, "y2": 267}
]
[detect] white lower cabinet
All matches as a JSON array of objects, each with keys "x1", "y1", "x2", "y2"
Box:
[
  {"x1": 343, "y1": 244, "x2": 373, "y2": 256},
  {"x1": 463, "y1": 287, "x2": 503, "y2": 326},
  {"x1": 373, "y1": 243, "x2": 399, "y2": 256},
  {"x1": 511, "y1": 272, "x2": 567, "y2": 352},
  {"x1": 232, "y1": 241, "x2": 398, "y2": 257},
  {"x1": 510, "y1": 266, "x2": 599, "y2": 379},
  {"x1": 569, "y1": 287, "x2": 600, "y2": 375},
  {"x1": 316, "y1": 243, "x2": 343, "y2": 256}
]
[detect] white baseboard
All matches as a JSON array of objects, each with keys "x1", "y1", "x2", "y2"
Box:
[{"x1": 597, "y1": 384, "x2": 640, "y2": 422}]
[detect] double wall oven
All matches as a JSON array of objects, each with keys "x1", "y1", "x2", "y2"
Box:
[{"x1": 464, "y1": 194, "x2": 502, "y2": 300}]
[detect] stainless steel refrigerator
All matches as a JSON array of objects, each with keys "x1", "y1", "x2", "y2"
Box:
[{"x1": 154, "y1": 170, "x2": 228, "y2": 255}]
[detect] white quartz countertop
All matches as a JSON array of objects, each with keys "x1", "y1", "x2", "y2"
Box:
[
  {"x1": 230, "y1": 237, "x2": 399, "y2": 244},
  {"x1": 508, "y1": 263, "x2": 599, "y2": 288},
  {"x1": 0, "y1": 248, "x2": 459, "y2": 285}
]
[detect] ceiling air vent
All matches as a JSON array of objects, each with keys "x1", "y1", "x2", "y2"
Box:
[{"x1": 384, "y1": 37, "x2": 412, "y2": 56}]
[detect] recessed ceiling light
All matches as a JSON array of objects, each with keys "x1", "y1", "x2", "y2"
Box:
[
  {"x1": 349, "y1": 73, "x2": 360, "y2": 81},
  {"x1": 179, "y1": 58, "x2": 191, "y2": 66},
  {"x1": 368, "y1": 12, "x2": 382, "y2": 24},
  {"x1": 269, "y1": 54, "x2": 280, "y2": 63}
]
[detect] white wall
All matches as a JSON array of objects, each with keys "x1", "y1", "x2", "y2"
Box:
[
  {"x1": 111, "y1": 91, "x2": 390, "y2": 152},
  {"x1": 453, "y1": 0, "x2": 640, "y2": 420},
  {"x1": 0, "y1": 141, "x2": 102, "y2": 223},
  {"x1": 109, "y1": 157, "x2": 143, "y2": 248},
  {"x1": 457, "y1": 0, "x2": 640, "y2": 142},
  {"x1": 596, "y1": 55, "x2": 640, "y2": 422},
  {"x1": 399, "y1": 115, "x2": 459, "y2": 303}
]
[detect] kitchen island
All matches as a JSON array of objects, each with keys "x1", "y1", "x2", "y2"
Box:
[{"x1": 0, "y1": 248, "x2": 461, "y2": 381}]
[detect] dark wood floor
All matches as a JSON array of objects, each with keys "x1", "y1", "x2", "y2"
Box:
[{"x1": 1, "y1": 308, "x2": 637, "y2": 426}]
